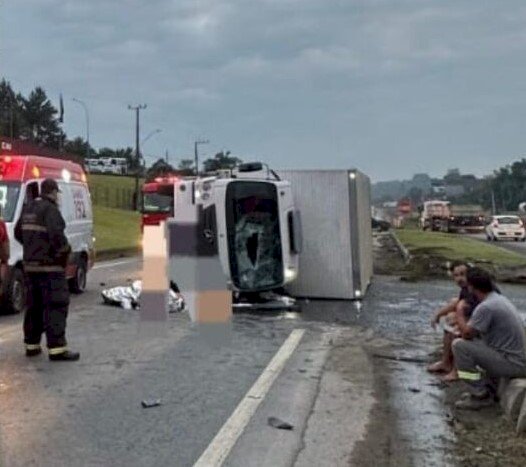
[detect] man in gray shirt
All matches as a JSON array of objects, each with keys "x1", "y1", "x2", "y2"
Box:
[{"x1": 452, "y1": 267, "x2": 526, "y2": 410}]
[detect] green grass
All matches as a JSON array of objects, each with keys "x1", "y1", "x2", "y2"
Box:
[
  {"x1": 88, "y1": 174, "x2": 145, "y2": 209},
  {"x1": 93, "y1": 205, "x2": 141, "y2": 253},
  {"x1": 88, "y1": 174, "x2": 142, "y2": 191},
  {"x1": 396, "y1": 228, "x2": 526, "y2": 267}
]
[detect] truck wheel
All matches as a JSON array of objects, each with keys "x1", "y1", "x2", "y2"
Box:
[
  {"x1": 4, "y1": 267, "x2": 26, "y2": 315},
  {"x1": 69, "y1": 257, "x2": 87, "y2": 294}
]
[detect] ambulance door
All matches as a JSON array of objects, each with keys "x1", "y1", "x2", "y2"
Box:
[{"x1": 57, "y1": 182, "x2": 75, "y2": 251}]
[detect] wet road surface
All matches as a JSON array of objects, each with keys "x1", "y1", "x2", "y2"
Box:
[{"x1": 1, "y1": 260, "x2": 526, "y2": 466}]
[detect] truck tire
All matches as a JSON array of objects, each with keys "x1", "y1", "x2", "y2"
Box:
[
  {"x1": 4, "y1": 267, "x2": 26, "y2": 315},
  {"x1": 69, "y1": 257, "x2": 87, "y2": 294}
]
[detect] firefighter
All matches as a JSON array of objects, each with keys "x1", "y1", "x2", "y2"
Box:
[{"x1": 14, "y1": 178, "x2": 80, "y2": 361}]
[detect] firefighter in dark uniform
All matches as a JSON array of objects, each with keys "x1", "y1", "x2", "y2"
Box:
[{"x1": 14, "y1": 178, "x2": 80, "y2": 361}]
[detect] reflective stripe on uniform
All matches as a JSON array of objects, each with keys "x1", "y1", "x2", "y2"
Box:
[
  {"x1": 21, "y1": 224, "x2": 47, "y2": 232},
  {"x1": 48, "y1": 347, "x2": 67, "y2": 355},
  {"x1": 25, "y1": 344, "x2": 41, "y2": 350},
  {"x1": 458, "y1": 370, "x2": 481, "y2": 381}
]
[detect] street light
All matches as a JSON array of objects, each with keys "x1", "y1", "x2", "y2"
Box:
[
  {"x1": 72, "y1": 97, "x2": 90, "y2": 159},
  {"x1": 141, "y1": 128, "x2": 162, "y2": 146}
]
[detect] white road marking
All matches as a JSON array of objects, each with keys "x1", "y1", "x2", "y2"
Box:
[
  {"x1": 92, "y1": 258, "x2": 139, "y2": 270},
  {"x1": 193, "y1": 328, "x2": 306, "y2": 467}
]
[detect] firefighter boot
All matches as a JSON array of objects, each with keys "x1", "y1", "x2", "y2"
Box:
[
  {"x1": 49, "y1": 350, "x2": 80, "y2": 361},
  {"x1": 25, "y1": 344, "x2": 42, "y2": 357}
]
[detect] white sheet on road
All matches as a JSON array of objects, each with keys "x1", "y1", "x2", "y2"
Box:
[{"x1": 101, "y1": 280, "x2": 185, "y2": 312}]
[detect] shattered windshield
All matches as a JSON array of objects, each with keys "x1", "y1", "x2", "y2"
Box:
[{"x1": 226, "y1": 181, "x2": 283, "y2": 291}]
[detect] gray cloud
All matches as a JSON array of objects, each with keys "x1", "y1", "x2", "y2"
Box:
[{"x1": 2, "y1": 0, "x2": 526, "y2": 180}]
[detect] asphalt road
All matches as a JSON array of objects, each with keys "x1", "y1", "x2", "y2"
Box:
[
  {"x1": 468, "y1": 233, "x2": 526, "y2": 256},
  {"x1": 3, "y1": 259, "x2": 526, "y2": 466},
  {"x1": 0, "y1": 258, "x2": 374, "y2": 467}
]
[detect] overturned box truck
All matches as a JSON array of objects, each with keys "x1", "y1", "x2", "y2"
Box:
[
  {"x1": 161, "y1": 165, "x2": 372, "y2": 305},
  {"x1": 276, "y1": 169, "x2": 373, "y2": 300}
]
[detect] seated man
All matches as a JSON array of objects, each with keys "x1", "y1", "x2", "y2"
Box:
[
  {"x1": 428, "y1": 261, "x2": 477, "y2": 382},
  {"x1": 453, "y1": 267, "x2": 526, "y2": 410}
]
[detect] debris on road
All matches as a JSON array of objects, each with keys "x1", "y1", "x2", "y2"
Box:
[
  {"x1": 141, "y1": 399, "x2": 162, "y2": 408},
  {"x1": 101, "y1": 280, "x2": 185, "y2": 313},
  {"x1": 408, "y1": 387, "x2": 421, "y2": 393},
  {"x1": 268, "y1": 416, "x2": 294, "y2": 430}
]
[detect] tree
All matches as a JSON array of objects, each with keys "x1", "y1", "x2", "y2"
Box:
[
  {"x1": 0, "y1": 79, "x2": 24, "y2": 139},
  {"x1": 146, "y1": 159, "x2": 176, "y2": 180},
  {"x1": 64, "y1": 137, "x2": 95, "y2": 159},
  {"x1": 19, "y1": 87, "x2": 62, "y2": 148},
  {"x1": 407, "y1": 187, "x2": 423, "y2": 205},
  {"x1": 178, "y1": 159, "x2": 195, "y2": 175},
  {"x1": 444, "y1": 168, "x2": 462, "y2": 185},
  {"x1": 203, "y1": 151, "x2": 242, "y2": 172},
  {"x1": 97, "y1": 147, "x2": 116, "y2": 159}
]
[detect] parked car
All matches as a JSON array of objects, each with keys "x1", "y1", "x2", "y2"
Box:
[
  {"x1": 372, "y1": 218, "x2": 391, "y2": 232},
  {"x1": 485, "y1": 215, "x2": 526, "y2": 242}
]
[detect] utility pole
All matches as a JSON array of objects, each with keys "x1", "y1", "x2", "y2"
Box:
[
  {"x1": 491, "y1": 189, "x2": 497, "y2": 215},
  {"x1": 165, "y1": 149, "x2": 169, "y2": 164},
  {"x1": 194, "y1": 139, "x2": 209, "y2": 176},
  {"x1": 128, "y1": 104, "x2": 147, "y2": 210}
]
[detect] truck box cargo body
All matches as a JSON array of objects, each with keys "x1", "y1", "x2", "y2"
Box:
[{"x1": 276, "y1": 169, "x2": 373, "y2": 300}]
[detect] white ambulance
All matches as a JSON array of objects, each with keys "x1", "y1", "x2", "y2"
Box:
[{"x1": 0, "y1": 142, "x2": 95, "y2": 314}]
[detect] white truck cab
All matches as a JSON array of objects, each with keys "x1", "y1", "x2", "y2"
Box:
[{"x1": 168, "y1": 165, "x2": 301, "y2": 294}]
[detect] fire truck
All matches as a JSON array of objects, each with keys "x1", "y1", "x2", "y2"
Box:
[{"x1": 140, "y1": 175, "x2": 179, "y2": 231}]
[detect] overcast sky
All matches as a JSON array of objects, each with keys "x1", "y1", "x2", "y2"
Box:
[{"x1": 2, "y1": 0, "x2": 526, "y2": 182}]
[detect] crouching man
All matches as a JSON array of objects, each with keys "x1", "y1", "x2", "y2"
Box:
[{"x1": 452, "y1": 267, "x2": 526, "y2": 410}]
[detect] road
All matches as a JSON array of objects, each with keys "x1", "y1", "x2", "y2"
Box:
[
  {"x1": 468, "y1": 233, "x2": 526, "y2": 256},
  {"x1": 2, "y1": 259, "x2": 526, "y2": 466},
  {"x1": 0, "y1": 258, "x2": 375, "y2": 467}
]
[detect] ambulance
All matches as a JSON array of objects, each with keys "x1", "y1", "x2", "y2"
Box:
[{"x1": 0, "y1": 139, "x2": 94, "y2": 314}]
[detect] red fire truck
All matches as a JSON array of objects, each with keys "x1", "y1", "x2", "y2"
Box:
[{"x1": 140, "y1": 175, "x2": 179, "y2": 230}]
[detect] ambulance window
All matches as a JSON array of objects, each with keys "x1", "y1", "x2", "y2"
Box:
[
  {"x1": 58, "y1": 183, "x2": 73, "y2": 222},
  {"x1": 0, "y1": 182, "x2": 21, "y2": 222},
  {"x1": 81, "y1": 187, "x2": 92, "y2": 219},
  {"x1": 25, "y1": 182, "x2": 39, "y2": 204}
]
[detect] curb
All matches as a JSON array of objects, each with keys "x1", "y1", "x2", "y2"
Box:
[
  {"x1": 95, "y1": 247, "x2": 140, "y2": 262},
  {"x1": 498, "y1": 378, "x2": 526, "y2": 433},
  {"x1": 389, "y1": 231, "x2": 411, "y2": 264}
]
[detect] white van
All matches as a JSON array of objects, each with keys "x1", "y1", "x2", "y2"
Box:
[{"x1": 0, "y1": 154, "x2": 95, "y2": 314}]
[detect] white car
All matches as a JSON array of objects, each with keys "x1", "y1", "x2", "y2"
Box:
[{"x1": 485, "y1": 215, "x2": 526, "y2": 242}]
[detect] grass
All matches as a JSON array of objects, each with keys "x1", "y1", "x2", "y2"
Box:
[
  {"x1": 93, "y1": 205, "x2": 141, "y2": 253},
  {"x1": 396, "y1": 228, "x2": 526, "y2": 267},
  {"x1": 87, "y1": 174, "x2": 145, "y2": 210},
  {"x1": 87, "y1": 174, "x2": 142, "y2": 191}
]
